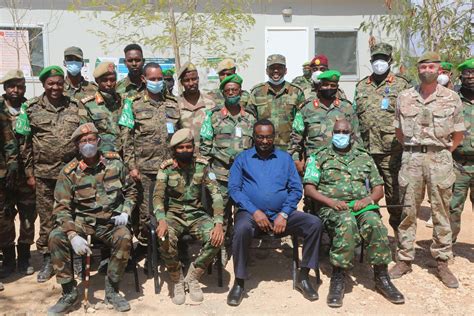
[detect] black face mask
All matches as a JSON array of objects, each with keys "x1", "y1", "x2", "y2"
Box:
[
  {"x1": 319, "y1": 88, "x2": 337, "y2": 99},
  {"x1": 175, "y1": 151, "x2": 193, "y2": 163}
]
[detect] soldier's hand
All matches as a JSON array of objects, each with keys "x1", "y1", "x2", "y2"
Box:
[
  {"x1": 210, "y1": 223, "x2": 224, "y2": 247},
  {"x1": 156, "y1": 220, "x2": 168, "y2": 239},
  {"x1": 329, "y1": 199, "x2": 349, "y2": 211},
  {"x1": 273, "y1": 214, "x2": 287, "y2": 235},
  {"x1": 294, "y1": 160, "x2": 305, "y2": 176},
  {"x1": 26, "y1": 176, "x2": 36, "y2": 190},
  {"x1": 130, "y1": 169, "x2": 141, "y2": 182},
  {"x1": 253, "y1": 210, "x2": 272, "y2": 232},
  {"x1": 353, "y1": 197, "x2": 372, "y2": 211},
  {"x1": 69, "y1": 234, "x2": 92, "y2": 256}
]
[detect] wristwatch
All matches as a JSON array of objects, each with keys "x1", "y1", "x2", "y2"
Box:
[{"x1": 279, "y1": 212, "x2": 288, "y2": 220}]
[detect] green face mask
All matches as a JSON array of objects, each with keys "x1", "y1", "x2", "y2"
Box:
[{"x1": 225, "y1": 95, "x2": 241, "y2": 107}]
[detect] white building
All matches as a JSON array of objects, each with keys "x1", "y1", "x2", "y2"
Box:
[{"x1": 0, "y1": 0, "x2": 392, "y2": 99}]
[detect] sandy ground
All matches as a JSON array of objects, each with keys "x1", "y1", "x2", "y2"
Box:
[{"x1": 0, "y1": 197, "x2": 473, "y2": 316}]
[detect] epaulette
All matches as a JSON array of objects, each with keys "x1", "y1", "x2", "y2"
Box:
[
  {"x1": 250, "y1": 82, "x2": 266, "y2": 93},
  {"x1": 195, "y1": 157, "x2": 209, "y2": 165},
  {"x1": 287, "y1": 81, "x2": 303, "y2": 92},
  {"x1": 354, "y1": 145, "x2": 370, "y2": 155},
  {"x1": 25, "y1": 96, "x2": 40, "y2": 107},
  {"x1": 165, "y1": 94, "x2": 177, "y2": 103},
  {"x1": 81, "y1": 94, "x2": 95, "y2": 104},
  {"x1": 64, "y1": 159, "x2": 79, "y2": 175},
  {"x1": 356, "y1": 76, "x2": 370, "y2": 87},
  {"x1": 103, "y1": 151, "x2": 121, "y2": 160},
  {"x1": 160, "y1": 159, "x2": 175, "y2": 170},
  {"x1": 338, "y1": 97, "x2": 352, "y2": 106},
  {"x1": 394, "y1": 73, "x2": 411, "y2": 84},
  {"x1": 69, "y1": 96, "x2": 81, "y2": 105}
]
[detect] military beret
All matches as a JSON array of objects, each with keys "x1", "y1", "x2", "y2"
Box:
[
  {"x1": 93, "y1": 62, "x2": 116, "y2": 79},
  {"x1": 267, "y1": 54, "x2": 286, "y2": 67},
  {"x1": 71, "y1": 122, "x2": 99, "y2": 142},
  {"x1": 302, "y1": 61, "x2": 311, "y2": 67},
  {"x1": 219, "y1": 73, "x2": 243, "y2": 91},
  {"x1": 38, "y1": 65, "x2": 64, "y2": 82},
  {"x1": 178, "y1": 62, "x2": 197, "y2": 80},
  {"x1": 217, "y1": 58, "x2": 236, "y2": 74},
  {"x1": 440, "y1": 62, "x2": 453, "y2": 71},
  {"x1": 317, "y1": 70, "x2": 341, "y2": 82},
  {"x1": 0, "y1": 69, "x2": 25, "y2": 84},
  {"x1": 169, "y1": 128, "x2": 194, "y2": 148},
  {"x1": 417, "y1": 51, "x2": 441, "y2": 64},
  {"x1": 311, "y1": 54, "x2": 329, "y2": 67},
  {"x1": 64, "y1": 46, "x2": 83, "y2": 59},
  {"x1": 163, "y1": 68, "x2": 175, "y2": 77},
  {"x1": 458, "y1": 58, "x2": 474, "y2": 72},
  {"x1": 370, "y1": 43, "x2": 393, "y2": 57}
]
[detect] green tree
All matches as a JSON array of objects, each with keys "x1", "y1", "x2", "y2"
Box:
[{"x1": 71, "y1": 0, "x2": 255, "y2": 72}]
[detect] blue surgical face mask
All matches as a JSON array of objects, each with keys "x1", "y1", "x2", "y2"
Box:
[
  {"x1": 268, "y1": 76, "x2": 285, "y2": 85},
  {"x1": 65, "y1": 61, "x2": 82, "y2": 76},
  {"x1": 332, "y1": 133, "x2": 351, "y2": 149},
  {"x1": 146, "y1": 80, "x2": 164, "y2": 94}
]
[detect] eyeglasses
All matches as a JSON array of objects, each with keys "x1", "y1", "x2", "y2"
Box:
[
  {"x1": 78, "y1": 137, "x2": 98, "y2": 145},
  {"x1": 255, "y1": 135, "x2": 275, "y2": 141}
]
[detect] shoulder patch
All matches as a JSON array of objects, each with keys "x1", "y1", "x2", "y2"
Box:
[
  {"x1": 195, "y1": 157, "x2": 209, "y2": 165},
  {"x1": 81, "y1": 95, "x2": 95, "y2": 104},
  {"x1": 160, "y1": 159, "x2": 175, "y2": 170},
  {"x1": 64, "y1": 159, "x2": 79, "y2": 174},
  {"x1": 356, "y1": 76, "x2": 370, "y2": 87},
  {"x1": 103, "y1": 151, "x2": 121, "y2": 160}
]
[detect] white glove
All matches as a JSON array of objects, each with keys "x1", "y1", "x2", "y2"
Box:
[
  {"x1": 70, "y1": 235, "x2": 92, "y2": 256},
  {"x1": 112, "y1": 213, "x2": 129, "y2": 226}
]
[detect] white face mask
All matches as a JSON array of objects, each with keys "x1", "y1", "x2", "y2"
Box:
[
  {"x1": 437, "y1": 74, "x2": 450, "y2": 86},
  {"x1": 79, "y1": 143, "x2": 98, "y2": 158},
  {"x1": 268, "y1": 76, "x2": 285, "y2": 85},
  {"x1": 311, "y1": 71, "x2": 323, "y2": 84},
  {"x1": 371, "y1": 59, "x2": 390, "y2": 75}
]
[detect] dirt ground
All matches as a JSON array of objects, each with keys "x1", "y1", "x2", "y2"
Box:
[{"x1": 0, "y1": 197, "x2": 473, "y2": 316}]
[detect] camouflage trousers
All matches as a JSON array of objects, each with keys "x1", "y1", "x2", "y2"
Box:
[
  {"x1": 36, "y1": 177, "x2": 56, "y2": 254},
  {"x1": 49, "y1": 222, "x2": 132, "y2": 284},
  {"x1": 318, "y1": 207, "x2": 391, "y2": 269},
  {"x1": 372, "y1": 152, "x2": 402, "y2": 231},
  {"x1": 159, "y1": 214, "x2": 220, "y2": 273},
  {"x1": 449, "y1": 161, "x2": 474, "y2": 242},
  {"x1": 397, "y1": 150, "x2": 455, "y2": 261},
  {"x1": 133, "y1": 173, "x2": 155, "y2": 246}
]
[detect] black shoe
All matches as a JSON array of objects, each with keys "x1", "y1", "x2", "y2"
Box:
[
  {"x1": 327, "y1": 267, "x2": 345, "y2": 308},
  {"x1": 47, "y1": 281, "x2": 79, "y2": 315},
  {"x1": 105, "y1": 277, "x2": 131, "y2": 312},
  {"x1": 37, "y1": 254, "x2": 55, "y2": 283},
  {"x1": 227, "y1": 283, "x2": 244, "y2": 306},
  {"x1": 295, "y1": 278, "x2": 318, "y2": 301},
  {"x1": 17, "y1": 244, "x2": 34, "y2": 275},
  {"x1": 374, "y1": 265, "x2": 405, "y2": 304},
  {"x1": 0, "y1": 245, "x2": 16, "y2": 279}
]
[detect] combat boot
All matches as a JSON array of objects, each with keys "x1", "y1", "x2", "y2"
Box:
[
  {"x1": 104, "y1": 277, "x2": 131, "y2": 312},
  {"x1": 170, "y1": 270, "x2": 186, "y2": 305},
  {"x1": 0, "y1": 245, "x2": 16, "y2": 278},
  {"x1": 47, "y1": 280, "x2": 79, "y2": 315},
  {"x1": 388, "y1": 261, "x2": 412, "y2": 279},
  {"x1": 184, "y1": 262, "x2": 205, "y2": 302},
  {"x1": 37, "y1": 254, "x2": 55, "y2": 283},
  {"x1": 327, "y1": 266, "x2": 345, "y2": 308},
  {"x1": 437, "y1": 259, "x2": 459, "y2": 288},
  {"x1": 373, "y1": 264, "x2": 405, "y2": 304},
  {"x1": 17, "y1": 243, "x2": 34, "y2": 275}
]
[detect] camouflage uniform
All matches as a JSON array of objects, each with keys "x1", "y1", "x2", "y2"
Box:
[
  {"x1": 303, "y1": 145, "x2": 389, "y2": 268},
  {"x1": 450, "y1": 90, "x2": 474, "y2": 241},
  {"x1": 49, "y1": 152, "x2": 137, "y2": 284},
  {"x1": 354, "y1": 73, "x2": 412, "y2": 230},
  {"x1": 115, "y1": 76, "x2": 145, "y2": 98},
  {"x1": 292, "y1": 75, "x2": 312, "y2": 96},
  {"x1": 81, "y1": 92, "x2": 122, "y2": 153},
  {"x1": 64, "y1": 76, "x2": 97, "y2": 100},
  {"x1": 394, "y1": 85, "x2": 465, "y2": 261},
  {"x1": 121, "y1": 92, "x2": 180, "y2": 243},
  {"x1": 177, "y1": 92, "x2": 215, "y2": 152},
  {"x1": 0, "y1": 95, "x2": 36, "y2": 248},
  {"x1": 247, "y1": 81, "x2": 305, "y2": 151},
  {"x1": 153, "y1": 157, "x2": 224, "y2": 273},
  {"x1": 21, "y1": 94, "x2": 88, "y2": 254},
  {"x1": 302, "y1": 85, "x2": 347, "y2": 101},
  {"x1": 207, "y1": 89, "x2": 250, "y2": 108}
]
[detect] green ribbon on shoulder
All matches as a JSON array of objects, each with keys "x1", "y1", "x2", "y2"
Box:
[{"x1": 15, "y1": 103, "x2": 31, "y2": 136}]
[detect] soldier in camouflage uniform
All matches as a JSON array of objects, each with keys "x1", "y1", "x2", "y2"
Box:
[
  {"x1": 437, "y1": 62, "x2": 455, "y2": 89},
  {"x1": 153, "y1": 128, "x2": 224, "y2": 305},
  {"x1": 390, "y1": 52, "x2": 465, "y2": 288},
  {"x1": 121, "y1": 62, "x2": 180, "y2": 249},
  {"x1": 304, "y1": 119, "x2": 404, "y2": 307},
  {"x1": 353, "y1": 43, "x2": 412, "y2": 232},
  {"x1": 305, "y1": 55, "x2": 347, "y2": 100},
  {"x1": 247, "y1": 54, "x2": 305, "y2": 151},
  {"x1": 116, "y1": 44, "x2": 146, "y2": 98},
  {"x1": 48, "y1": 123, "x2": 136, "y2": 314},
  {"x1": 176, "y1": 62, "x2": 216, "y2": 152},
  {"x1": 450, "y1": 58, "x2": 474, "y2": 242},
  {"x1": 0, "y1": 70, "x2": 35, "y2": 278},
  {"x1": 291, "y1": 61, "x2": 313, "y2": 93},
  {"x1": 81, "y1": 62, "x2": 122, "y2": 153},
  {"x1": 63, "y1": 46, "x2": 97, "y2": 100},
  {"x1": 17, "y1": 66, "x2": 89, "y2": 283},
  {"x1": 163, "y1": 68, "x2": 176, "y2": 97}
]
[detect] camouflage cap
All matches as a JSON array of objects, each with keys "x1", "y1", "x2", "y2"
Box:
[
  {"x1": 217, "y1": 58, "x2": 236, "y2": 74},
  {"x1": 219, "y1": 73, "x2": 243, "y2": 91},
  {"x1": 370, "y1": 43, "x2": 393, "y2": 57},
  {"x1": 417, "y1": 51, "x2": 441, "y2": 64},
  {"x1": 169, "y1": 128, "x2": 194, "y2": 148},
  {"x1": 457, "y1": 58, "x2": 474, "y2": 72},
  {"x1": 318, "y1": 70, "x2": 341, "y2": 82},
  {"x1": 38, "y1": 65, "x2": 64, "y2": 83},
  {"x1": 71, "y1": 122, "x2": 99, "y2": 142},
  {"x1": 64, "y1": 46, "x2": 84, "y2": 59},
  {"x1": 267, "y1": 54, "x2": 286, "y2": 67},
  {"x1": 93, "y1": 62, "x2": 116, "y2": 79},
  {"x1": 0, "y1": 69, "x2": 25, "y2": 84},
  {"x1": 177, "y1": 62, "x2": 197, "y2": 80}
]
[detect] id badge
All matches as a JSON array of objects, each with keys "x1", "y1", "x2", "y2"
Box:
[
  {"x1": 235, "y1": 126, "x2": 242, "y2": 138},
  {"x1": 166, "y1": 122, "x2": 175, "y2": 134},
  {"x1": 381, "y1": 98, "x2": 390, "y2": 110}
]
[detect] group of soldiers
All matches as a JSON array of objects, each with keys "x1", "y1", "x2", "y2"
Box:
[{"x1": 0, "y1": 40, "x2": 471, "y2": 312}]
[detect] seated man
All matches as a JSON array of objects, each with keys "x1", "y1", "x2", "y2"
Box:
[
  {"x1": 153, "y1": 128, "x2": 224, "y2": 305},
  {"x1": 303, "y1": 119, "x2": 404, "y2": 308},
  {"x1": 227, "y1": 119, "x2": 323, "y2": 306},
  {"x1": 48, "y1": 123, "x2": 137, "y2": 314}
]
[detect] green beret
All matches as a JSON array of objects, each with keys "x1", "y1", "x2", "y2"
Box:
[
  {"x1": 371, "y1": 43, "x2": 393, "y2": 57},
  {"x1": 219, "y1": 74, "x2": 243, "y2": 91},
  {"x1": 0, "y1": 69, "x2": 24, "y2": 84},
  {"x1": 39, "y1": 66, "x2": 64, "y2": 82},
  {"x1": 169, "y1": 128, "x2": 194, "y2": 148},
  {"x1": 178, "y1": 62, "x2": 197, "y2": 80},
  {"x1": 93, "y1": 62, "x2": 116, "y2": 79},
  {"x1": 417, "y1": 51, "x2": 441, "y2": 64},
  {"x1": 317, "y1": 70, "x2": 341, "y2": 82},
  {"x1": 163, "y1": 68, "x2": 175, "y2": 77},
  {"x1": 440, "y1": 62, "x2": 453, "y2": 71},
  {"x1": 457, "y1": 58, "x2": 474, "y2": 72},
  {"x1": 71, "y1": 123, "x2": 99, "y2": 142}
]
